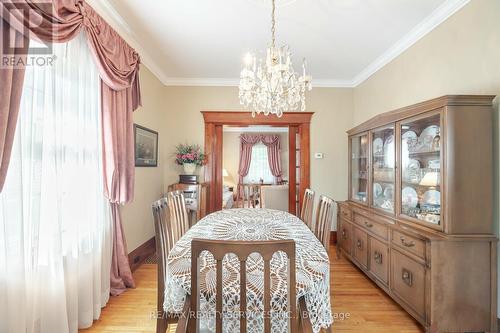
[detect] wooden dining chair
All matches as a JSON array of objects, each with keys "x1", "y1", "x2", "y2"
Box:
[
  {"x1": 151, "y1": 193, "x2": 191, "y2": 333},
  {"x1": 176, "y1": 239, "x2": 313, "y2": 333},
  {"x1": 313, "y1": 195, "x2": 336, "y2": 249},
  {"x1": 167, "y1": 190, "x2": 190, "y2": 232},
  {"x1": 300, "y1": 188, "x2": 315, "y2": 229},
  {"x1": 152, "y1": 198, "x2": 177, "y2": 333},
  {"x1": 236, "y1": 183, "x2": 263, "y2": 208},
  {"x1": 168, "y1": 183, "x2": 209, "y2": 224}
]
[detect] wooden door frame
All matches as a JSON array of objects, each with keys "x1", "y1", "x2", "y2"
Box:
[{"x1": 202, "y1": 111, "x2": 314, "y2": 215}]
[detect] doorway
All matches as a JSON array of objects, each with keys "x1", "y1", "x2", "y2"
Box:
[
  {"x1": 202, "y1": 111, "x2": 313, "y2": 215},
  {"x1": 222, "y1": 125, "x2": 289, "y2": 211}
]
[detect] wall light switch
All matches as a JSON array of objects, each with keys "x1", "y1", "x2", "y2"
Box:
[{"x1": 314, "y1": 153, "x2": 324, "y2": 159}]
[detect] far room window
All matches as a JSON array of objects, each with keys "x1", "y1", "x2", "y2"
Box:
[{"x1": 244, "y1": 143, "x2": 275, "y2": 184}]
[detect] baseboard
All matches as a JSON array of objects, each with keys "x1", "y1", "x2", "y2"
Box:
[
  {"x1": 330, "y1": 231, "x2": 337, "y2": 245},
  {"x1": 128, "y1": 237, "x2": 156, "y2": 272}
]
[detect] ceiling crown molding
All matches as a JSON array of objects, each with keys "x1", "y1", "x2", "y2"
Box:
[
  {"x1": 89, "y1": 0, "x2": 470, "y2": 88},
  {"x1": 163, "y1": 77, "x2": 355, "y2": 88},
  {"x1": 351, "y1": 0, "x2": 471, "y2": 86}
]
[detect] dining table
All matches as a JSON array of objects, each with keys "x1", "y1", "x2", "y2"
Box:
[{"x1": 163, "y1": 208, "x2": 333, "y2": 333}]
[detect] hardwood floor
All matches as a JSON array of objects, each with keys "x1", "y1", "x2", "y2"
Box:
[{"x1": 80, "y1": 246, "x2": 423, "y2": 333}]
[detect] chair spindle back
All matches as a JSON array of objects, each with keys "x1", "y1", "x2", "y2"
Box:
[
  {"x1": 314, "y1": 195, "x2": 335, "y2": 249},
  {"x1": 189, "y1": 239, "x2": 298, "y2": 333},
  {"x1": 236, "y1": 184, "x2": 263, "y2": 208},
  {"x1": 300, "y1": 188, "x2": 315, "y2": 229}
]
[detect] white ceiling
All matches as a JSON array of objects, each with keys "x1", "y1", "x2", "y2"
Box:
[{"x1": 90, "y1": 0, "x2": 470, "y2": 87}]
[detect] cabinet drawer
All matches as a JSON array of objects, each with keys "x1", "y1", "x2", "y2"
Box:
[
  {"x1": 392, "y1": 230, "x2": 426, "y2": 259},
  {"x1": 339, "y1": 205, "x2": 352, "y2": 221},
  {"x1": 339, "y1": 220, "x2": 352, "y2": 255},
  {"x1": 354, "y1": 214, "x2": 388, "y2": 240},
  {"x1": 369, "y1": 237, "x2": 389, "y2": 285},
  {"x1": 391, "y1": 249, "x2": 426, "y2": 319},
  {"x1": 353, "y1": 227, "x2": 368, "y2": 268}
]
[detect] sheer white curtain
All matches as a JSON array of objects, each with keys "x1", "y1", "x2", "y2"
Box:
[
  {"x1": 244, "y1": 143, "x2": 275, "y2": 184},
  {"x1": 0, "y1": 32, "x2": 112, "y2": 333}
]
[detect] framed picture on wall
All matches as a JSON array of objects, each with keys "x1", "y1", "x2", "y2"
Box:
[{"x1": 134, "y1": 124, "x2": 158, "y2": 167}]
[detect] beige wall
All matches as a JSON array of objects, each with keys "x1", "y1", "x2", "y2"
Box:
[
  {"x1": 353, "y1": 0, "x2": 500, "y2": 123},
  {"x1": 162, "y1": 86, "x2": 241, "y2": 187},
  {"x1": 121, "y1": 65, "x2": 166, "y2": 252},
  {"x1": 352, "y1": 0, "x2": 500, "y2": 316},
  {"x1": 161, "y1": 87, "x2": 354, "y2": 219},
  {"x1": 222, "y1": 131, "x2": 289, "y2": 187},
  {"x1": 126, "y1": 0, "x2": 500, "y2": 257}
]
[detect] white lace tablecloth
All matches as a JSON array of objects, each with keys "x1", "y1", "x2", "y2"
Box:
[{"x1": 164, "y1": 208, "x2": 333, "y2": 333}]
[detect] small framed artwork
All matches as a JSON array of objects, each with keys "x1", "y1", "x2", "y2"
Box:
[{"x1": 134, "y1": 124, "x2": 158, "y2": 167}]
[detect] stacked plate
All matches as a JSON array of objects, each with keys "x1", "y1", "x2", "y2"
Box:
[{"x1": 372, "y1": 135, "x2": 395, "y2": 168}]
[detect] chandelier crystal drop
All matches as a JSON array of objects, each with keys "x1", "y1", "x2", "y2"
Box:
[{"x1": 239, "y1": 0, "x2": 312, "y2": 118}]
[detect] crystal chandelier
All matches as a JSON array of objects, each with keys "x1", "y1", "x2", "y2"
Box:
[{"x1": 239, "y1": 0, "x2": 312, "y2": 118}]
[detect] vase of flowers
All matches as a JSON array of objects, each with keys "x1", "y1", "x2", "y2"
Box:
[{"x1": 175, "y1": 144, "x2": 207, "y2": 175}]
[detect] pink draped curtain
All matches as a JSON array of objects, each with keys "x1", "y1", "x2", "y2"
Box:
[
  {"x1": 237, "y1": 134, "x2": 283, "y2": 196},
  {"x1": 0, "y1": 0, "x2": 141, "y2": 295},
  {"x1": 261, "y1": 135, "x2": 283, "y2": 184},
  {"x1": 237, "y1": 134, "x2": 261, "y2": 197},
  {"x1": 0, "y1": 17, "x2": 28, "y2": 191}
]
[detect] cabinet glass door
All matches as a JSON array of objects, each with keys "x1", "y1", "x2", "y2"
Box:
[
  {"x1": 371, "y1": 125, "x2": 395, "y2": 214},
  {"x1": 351, "y1": 133, "x2": 368, "y2": 204},
  {"x1": 400, "y1": 113, "x2": 441, "y2": 225}
]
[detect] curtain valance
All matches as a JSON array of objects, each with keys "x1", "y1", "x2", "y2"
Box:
[
  {"x1": 237, "y1": 134, "x2": 284, "y2": 190},
  {"x1": 1, "y1": 0, "x2": 141, "y2": 106}
]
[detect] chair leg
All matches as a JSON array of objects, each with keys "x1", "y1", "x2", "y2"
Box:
[{"x1": 156, "y1": 315, "x2": 168, "y2": 333}]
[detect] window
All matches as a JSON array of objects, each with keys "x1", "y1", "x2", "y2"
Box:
[
  {"x1": 0, "y1": 32, "x2": 111, "y2": 332},
  {"x1": 244, "y1": 143, "x2": 275, "y2": 184}
]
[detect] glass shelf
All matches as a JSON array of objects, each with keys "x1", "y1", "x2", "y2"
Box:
[
  {"x1": 400, "y1": 113, "x2": 441, "y2": 225},
  {"x1": 351, "y1": 133, "x2": 368, "y2": 204},
  {"x1": 408, "y1": 150, "x2": 440, "y2": 157},
  {"x1": 402, "y1": 181, "x2": 440, "y2": 188},
  {"x1": 371, "y1": 125, "x2": 395, "y2": 214}
]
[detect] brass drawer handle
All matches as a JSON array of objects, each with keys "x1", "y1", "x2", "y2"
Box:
[
  {"x1": 364, "y1": 221, "x2": 373, "y2": 228},
  {"x1": 374, "y1": 251, "x2": 383, "y2": 265},
  {"x1": 400, "y1": 236, "x2": 415, "y2": 248},
  {"x1": 356, "y1": 239, "x2": 363, "y2": 250},
  {"x1": 402, "y1": 268, "x2": 413, "y2": 287},
  {"x1": 342, "y1": 230, "x2": 347, "y2": 239}
]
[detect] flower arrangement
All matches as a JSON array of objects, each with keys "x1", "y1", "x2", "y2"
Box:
[{"x1": 175, "y1": 144, "x2": 207, "y2": 166}]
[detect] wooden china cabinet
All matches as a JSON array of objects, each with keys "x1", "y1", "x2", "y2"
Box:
[{"x1": 338, "y1": 95, "x2": 497, "y2": 333}]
